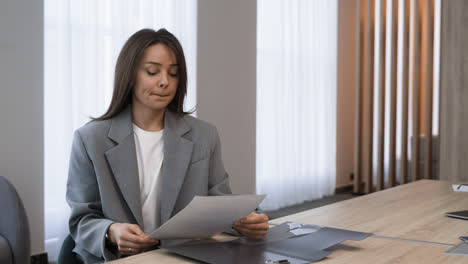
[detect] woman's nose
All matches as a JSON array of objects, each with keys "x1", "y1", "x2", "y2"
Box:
[{"x1": 159, "y1": 74, "x2": 168, "y2": 88}]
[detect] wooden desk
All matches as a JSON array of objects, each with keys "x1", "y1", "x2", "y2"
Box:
[
  {"x1": 110, "y1": 180, "x2": 468, "y2": 263},
  {"x1": 271, "y1": 180, "x2": 468, "y2": 245},
  {"x1": 109, "y1": 237, "x2": 465, "y2": 264}
]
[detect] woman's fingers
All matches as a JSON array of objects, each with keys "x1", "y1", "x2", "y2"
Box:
[
  {"x1": 109, "y1": 223, "x2": 159, "y2": 256},
  {"x1": 233, "y1": 226, "x2": 268, "y2": 239},
  {"x1": 239, "y1": 212, "x2": 269, "y2": 224},
  {"x1": 234, "y1": 225, "x2": 268, "y2": 235},
  {"x1": 233, "y1": 221, "x2": 269, "y2": 231},
  {"x1": 118, "y1": 238, "x2": 147, "y2": 250},
  {"x1": 127, "y1": 224, "x2": 159, "y2": 244},
  {"x1": 121, "y1": 232, "x2": 159, "y2": 246},
  {"x1": 118, "y1": 245, "x2": 142, "y2": 256},
  {"x1": 127, "y1": 224, "x2": 145, "y2": 235},
  {"x1": 117, "y1": 234, "x2": 157, "y2": 255},
  {"x1": 117, "y1": 237, "x2": 144, "y2": 256},
  {"x1": 232, "y1": 212, "x2": 269, "y2": 239}
]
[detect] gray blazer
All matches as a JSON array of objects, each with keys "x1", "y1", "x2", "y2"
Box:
[{"x1": 66, "y1": 106, "x2": 232, "y2": 263}]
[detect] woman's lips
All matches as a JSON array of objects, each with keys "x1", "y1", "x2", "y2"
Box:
[{"x1": 151, "y1": 93, "x2": 169, "y2": 97}]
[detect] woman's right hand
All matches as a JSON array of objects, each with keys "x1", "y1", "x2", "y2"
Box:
[{"x1": 107, "y1": 223, "x2": 159, "y2": 256}]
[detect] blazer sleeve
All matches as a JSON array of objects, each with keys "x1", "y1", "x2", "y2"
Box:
[
  {"x1": 66, "y1": 130, "x2": 117, "y2": 260},
  {"x1": 207, "y1": 127, "x2": 247, "y2": 237},
  {"x1": 207, "y1": 127, "x2": 232, "y2": 196}
]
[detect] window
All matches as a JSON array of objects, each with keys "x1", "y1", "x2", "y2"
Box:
[{"x1": 256, "y1": 0, "x2": 337, "y2": 210}]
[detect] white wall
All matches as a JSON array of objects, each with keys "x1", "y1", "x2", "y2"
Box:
[
  {"x1": 197, "y1": 0, "x2": 257, "y2": 194},
  {"x1": 0, "y1": 0, "x2": 44, "y2": 255}
]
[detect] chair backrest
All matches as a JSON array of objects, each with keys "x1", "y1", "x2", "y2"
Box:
[
  {"x1": 0, "y1": 176, "x2": 31, "y2": 264},
  {"x1": 57, "y1": 234, "x2": 79, "y2": 264},
  {"x1": 0, "y1": 235, "x2": 13, "y2": 264}
]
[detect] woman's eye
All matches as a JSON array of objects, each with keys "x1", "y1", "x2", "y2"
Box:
[
  {"x1": 170, "y1": 73, "x2": 178, "y2": 78},
  {"x1": 147, "y1": 70, "x2": 157, "y2": 76}
]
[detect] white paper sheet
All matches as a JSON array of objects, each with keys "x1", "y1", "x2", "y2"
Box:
[
  {"x1": 452, "y1": 184, "x2": 468, "y2": 192},
  {"x1": 147, "y1": 194, "x2": 266, "y2": 239},
  {"x1": 286, "y1": 222, "x2": 322, "y2": 236}
]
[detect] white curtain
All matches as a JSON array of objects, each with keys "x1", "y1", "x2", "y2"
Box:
[
  {"x1": 44, "y1": 0, "x2": 197, "y2": 260},
  {"x1": 256, "y1": 0, "x2": 337, "y2": 211}
]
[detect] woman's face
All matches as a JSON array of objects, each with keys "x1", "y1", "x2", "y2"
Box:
[{"x1": 133, "y1": 43, "x2": 179, "y2": 113}]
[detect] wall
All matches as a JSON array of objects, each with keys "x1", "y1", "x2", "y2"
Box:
[
  {"x1": 439, "y1": 0, "x2": 468, "y2": 182},
  {"x1": 0, "y1": 0, "x2": 44, "y2": 255},
  {"x1": 197, "y1": 0, "x2": 257, "y2": 194}
]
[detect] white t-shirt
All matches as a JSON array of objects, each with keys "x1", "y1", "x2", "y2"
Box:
[{"x1": 133, "y1": 124, "x2": 164, "y2": 233}]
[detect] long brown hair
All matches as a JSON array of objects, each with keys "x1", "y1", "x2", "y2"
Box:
[{"x1": 92, "y1": 28, "x2": 190, "y2": 121}]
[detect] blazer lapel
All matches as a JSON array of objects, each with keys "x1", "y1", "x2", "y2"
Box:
[
  {"x1": 104, "y1": 106, "x2": 144, "y2": 227},
  {"x1": 159, "y1": 111, "x2": 193, "y2": 224}
]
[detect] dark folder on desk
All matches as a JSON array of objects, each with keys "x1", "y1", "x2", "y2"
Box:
[
  {"x1": 163, "y1": 222, "x2": 372, "y2": 264},
  {"x1": 445, "y1": 210, "x2": 468, "y2": 220}
]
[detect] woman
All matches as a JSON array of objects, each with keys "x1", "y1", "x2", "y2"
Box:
[{"x1": 66, "y1": 28, "x2": 269, "y2": 263}]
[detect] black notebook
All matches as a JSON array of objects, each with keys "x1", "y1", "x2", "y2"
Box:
[{"x1": 445, "y1": 210, "x2": 468, "y2": 220}]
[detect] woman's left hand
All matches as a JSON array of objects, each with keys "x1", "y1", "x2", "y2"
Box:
[{"x1": 233, "y1": 212, "x2": 269, "y2": 239}]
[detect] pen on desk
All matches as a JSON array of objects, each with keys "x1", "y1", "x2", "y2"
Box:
[{"x1": 265, "y1": 260, "x2": 290, "y2": 264}]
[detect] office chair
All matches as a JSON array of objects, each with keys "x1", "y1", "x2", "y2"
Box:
[
  {"x1": 0, "y1": 176, "x2": 31, "y2": 264},
  {"x1": 57, "y1": 234, "x2": 80, "y2": 264}
]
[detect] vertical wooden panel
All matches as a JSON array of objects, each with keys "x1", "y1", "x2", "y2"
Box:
[
  {"x1": 352, "y1": 0, "x2": 438, "y2": 189},
  {"x1": 424, "y1": 0, "x2": 434, "y2": 179},
  {"x1": 337, "y1": 0, "x2": 361, "y2": 189},
  {"x1": 411, "y1": 0, "x2": 421, "y2": 182},
  {"x1": 435, "y1": 0, "x2": 441, "y2": 148},
  {"x1": 439, "y1": 0, "x2": 468, "y2": 182},
  {"x1": 364, "y1": 0, "x2": 375, "y2": 193},
  {"x1": 400, "y1": 0, "x2": 410, "y2": 184},
  {"x1": 388, "y1": 0, "x2": 399, "y2": 187},
  {"x1": 353, "y1": 0, "x2": 363, "y2": 193},
  {"x1": 377, "y1": 0, "x2": 387, "y2": 191}
]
